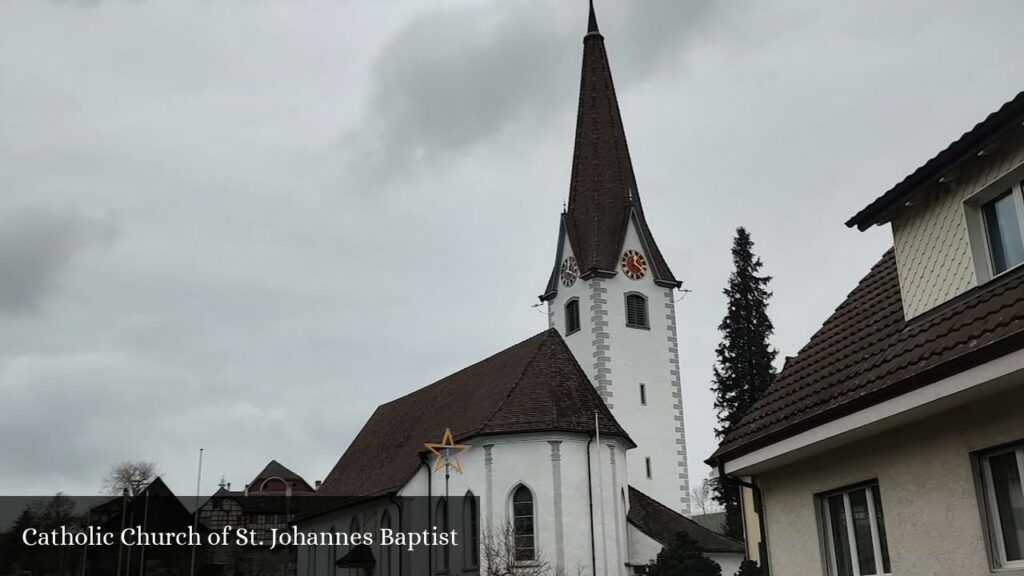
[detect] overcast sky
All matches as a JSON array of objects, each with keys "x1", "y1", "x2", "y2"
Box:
[{"x1": 2, "y1": 0, "x2": 1023, "y2": 497}]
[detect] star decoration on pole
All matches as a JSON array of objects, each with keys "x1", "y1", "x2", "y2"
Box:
[{"x1": 425, "y1": 428, "x2": 470, "y2": 474}]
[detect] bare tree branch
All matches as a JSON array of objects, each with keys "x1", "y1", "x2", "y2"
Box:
[{"x1": 102, "y1": 461, "x2": 159, "y2": 496}]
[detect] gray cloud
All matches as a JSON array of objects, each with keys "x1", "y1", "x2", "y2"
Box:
[
  {"x1": 0, "y1": 208, "x2": 114, "y2": 314},
  {"x1": 346, "y1": 0, "x2": 717, "y2": 186}
]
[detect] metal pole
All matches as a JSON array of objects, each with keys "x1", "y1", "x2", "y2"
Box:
[
  {"x1": 138, "y1": 489, "x2": 150, "y2": 576},
  {"x1": 117, "y1": 488, "x2": 128, "y2": 576},
  {"x1": 189, "y1": 448, "x2": 204, "y2": 576}
]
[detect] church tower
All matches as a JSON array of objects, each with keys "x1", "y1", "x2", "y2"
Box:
[{"x1": 540, "y1": 2, "x2": 691, "y2": 513}]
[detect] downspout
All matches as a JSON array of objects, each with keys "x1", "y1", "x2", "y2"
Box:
[
  {"x1": 586, "y1": 433, "x2": 597, "y2": 576},
  {"x1": 718, "y1": 462, "x2": 770, "y2": 576}
]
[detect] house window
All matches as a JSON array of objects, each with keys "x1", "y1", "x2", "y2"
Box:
[
  {"x1": 982, "y1": 186, "x2": 1024, "y2": 276},
  {"x1": 625, "y1": 293, "x2": 649, "y2": 329},
  {"x1": 819, "y1": 482, "x2": 891, "y2": 576},
  {"x1": 645, "y1": 457, "x2": 652, "y2": 479},
  {"x1": 565, "y1": 298, "x2": 581, "y2": 335},
  {"x1": 978, "y1": 443, "x2": 1024, "y2": 570},
  {"x1": 511, "y1": 485, "x2": 535, "y2": 561},
  {"x1": 639, "y1": 383, "x2": 647, "y2": 406}
]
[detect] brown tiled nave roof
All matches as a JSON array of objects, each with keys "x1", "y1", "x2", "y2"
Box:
[{"x1": 318, "y1": 329, "x2": 631, "y2": 498}]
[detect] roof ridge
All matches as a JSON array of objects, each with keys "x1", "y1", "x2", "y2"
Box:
[{"x1": 376, "y1": 331, "x2": 551, "y2": 410}]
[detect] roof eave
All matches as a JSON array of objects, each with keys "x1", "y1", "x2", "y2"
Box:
[
  {"x1": 846, "y1": 91, "x2": 1024, "y2": 231},
  {"x1": 710, "y1": 322, "x2": 1024, "y2": 469}
]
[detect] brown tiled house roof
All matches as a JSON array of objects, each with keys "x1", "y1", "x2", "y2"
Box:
[
  {"x1": 318, "y1": 329, "x2": 632, "y2": 498},
  {"x1": 627, "y1": 486, "x2": 744, "y2": 554},
  {"x1": 541, "y1": 9, "x2": 678, "y2": 301},
  {"x1": 711, "y1": 248, "x2": 1024, "y2": 463}
]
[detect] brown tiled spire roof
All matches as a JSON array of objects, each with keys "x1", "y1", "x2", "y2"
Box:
[
  {"x1": 542, "y1": 2, "x2": 679, "y2": 300},
  {"x1": 317, "y1": 329, "x2": 632, "y2": 498}
]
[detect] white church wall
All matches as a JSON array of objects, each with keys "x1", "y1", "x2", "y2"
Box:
[
  {"x1": 298, "y1": 432, "x2": 632, "y2": 576},
  {"x1": 626, "y1": 525, "x2": 662, "y2": 569},
  {"x1": 708, "y1": 552, "x2": 744, "y2": 576}
]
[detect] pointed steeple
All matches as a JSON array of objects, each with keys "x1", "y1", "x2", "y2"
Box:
[{"x1": 561, "y1": 1, "x2": 679, "y2": 289}]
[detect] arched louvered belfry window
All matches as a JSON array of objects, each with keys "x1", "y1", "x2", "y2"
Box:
[
  {"x1": 625, "y1": 293, "x2": 649, "y2": 329},
  {"x1": 463, "y1": 492, "x2": 479, "y2": 568},
  {"x1": 565, "y1": 298, "x2": 581, "y2": 335},
  {"x1": 511, "y1": 485, "x2": 536, "y2": 561}
]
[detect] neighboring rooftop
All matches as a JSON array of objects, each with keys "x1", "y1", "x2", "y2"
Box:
[
  {"x1": 627, "y1": 486, "x2": 744, "y2": 554},
  {"x1": 688, "y1": 511, "x2": 727, "y2": 535},
  {"x1": 248, "y1": 459, "x2": 314, "y2": 493},
  {"x1": 846, "y1": 91, "x2": 1024, "y2": 231},
  {"x1": 711, "y1": 248, "x2": 1024, "y2": 463},
  {"x1": 318, "y1": 329, "x2": 631, "y2": 498}
]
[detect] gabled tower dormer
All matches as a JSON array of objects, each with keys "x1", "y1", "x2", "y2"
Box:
[{"x1": 539, "y1": 2, "x2": 690, "y2": 513}]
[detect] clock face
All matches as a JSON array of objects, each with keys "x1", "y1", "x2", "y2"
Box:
[
  {"x1": 620, "y1": 250, "x2": 647, "y2": 280},
  {"x1": 561, "y1": 256, "x2": 579, "y2": 287}
]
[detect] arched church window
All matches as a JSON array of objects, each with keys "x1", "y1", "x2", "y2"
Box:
[
  {"x1": 435, "y1": 498, "x2": 449, "y2": 573},
  {"x1": 380, "y1": 511, "x2": 394, "y2": 576},
  {"x1": 625, "y1": 293, "x2": 649, "y2": 329},
  {"x1": 463, "y1": 492, "x2": 479, "y2": 568},
  {"x1": 512, "y1": 485, "x2": 536, "y2": 561},
  {"x1": 565, "y1": 298, "x2": 581, "y2": 335}
]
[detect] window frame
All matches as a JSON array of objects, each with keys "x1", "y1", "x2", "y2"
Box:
[
  {"x1": 463, "y1": 492, "x2": 480, "y2": 570},
  {"x1": 380, "y1": 510, "x2": 395, "y2": 576},
  {"x1": 817, "y1": 481, "x2": 892, "y2": 576},
  {"x1": 435, "y1": 498, "x2": 449, "y2": 574},
  {"x1": 966, "y1": 178, "x2": 1024, "y2": 283},
  {"x1": 975, "y1": 442, "x2": 1024, "y2": 572},
  {"x1": 565, "y1": 297, "x2": 581, "y2": 336},
  {"x1": 624, "y1": 292, "x2": 649, "y2": 329},
  {"x1": 510, "y1": 484, "x2": 537, "y2": 563}
]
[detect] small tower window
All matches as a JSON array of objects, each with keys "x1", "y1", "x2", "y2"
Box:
[
  {"x1": 565, "y1": 298, "x2": 581, "y2": 335},
  {"x1": 645, "y1": 457, "x2": 653, "y2": 479},
  {"x1": 625, "y1": 293, "x2": 649, "y2": 329},
  {"x1": 639, "y1": 383, "x2": 647, "y2": 406}
]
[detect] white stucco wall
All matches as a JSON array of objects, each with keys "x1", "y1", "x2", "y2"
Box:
[
  {"x1": 891, "y1": 127, "x2": 1024, "y2": 319},
  {"x1": 548, "y1": 218, "x2": 691, "y2": 513},
  {"x1": 297, "y1": 432, "x2": 633, "y2": 576},
  {"x1": 755, "y1": 382, "x2": 1024, "y2": 576}
]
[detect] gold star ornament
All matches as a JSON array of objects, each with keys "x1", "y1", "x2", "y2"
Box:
[{"x1": 425, "y1": 428, "x2": 470, "y2": 474}]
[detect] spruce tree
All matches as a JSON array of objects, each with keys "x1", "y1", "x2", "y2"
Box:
[{"x1": 711, "y1": 227, "x2": 777, "y2": 540}]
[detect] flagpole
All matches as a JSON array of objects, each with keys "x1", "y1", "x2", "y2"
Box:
[{"x1": 189, "y1": 448, "x2": 203, "y2": 576}]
